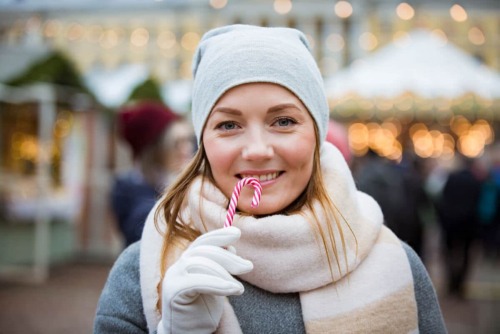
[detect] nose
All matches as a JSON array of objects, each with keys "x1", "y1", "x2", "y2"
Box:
[{"x1": 242, "y1": 129, "x2": 273, "y2": 160}]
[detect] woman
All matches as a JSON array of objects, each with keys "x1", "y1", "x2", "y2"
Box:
[{"x1": 95, "y1": 25, "x2": 446, "y2": 333}]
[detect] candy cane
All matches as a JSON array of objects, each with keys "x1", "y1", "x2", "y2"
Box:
[{"x1": 224, "y1": 177, "x2": 262, "y2": 228}]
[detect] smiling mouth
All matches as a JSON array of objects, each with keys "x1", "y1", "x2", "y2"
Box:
[{"x1": 238, "y1": 172, "x2": 283, "y2": 182}]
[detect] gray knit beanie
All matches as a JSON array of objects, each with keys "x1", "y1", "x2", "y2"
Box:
[{"x1": 191, "y1": 24, "x2": 329, "y2": 144}]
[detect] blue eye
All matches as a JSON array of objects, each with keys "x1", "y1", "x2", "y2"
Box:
[
  {"x1": 217, "y1": 121, "x2": 238, "y2": 131},
  {"x1": 275, "y1": 117, "x2": 296, "y2": 127}
]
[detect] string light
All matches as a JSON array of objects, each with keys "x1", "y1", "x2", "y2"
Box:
[
  {"x1": 335, "y1": 1, "x2": 353, "y2": 19},
  {"x1": 450, "y1": 4, "x2": 467, "y2": 22},
  {"x1": 43, "y1": 20, "x2": 60, "y2": 38},
  {"x1": 210, "y1": 0, "x2": 227, "y2": 9},
  {"x1": 180, "y1": 31, "x2": 200, "y2": 51},
  {"x1": 396, "y1": 2, "x2": 415, "y2": 20},
  {"x1": 468, "y1": 27, "x2": 485, "y2": 45},
  {"x1": 67, "y1": 23, "x2": 85, "y2": 42},
  {"x1": 274, "y1": 0, "x2": 292, "y2": 15},
  {"x1": 130, "y1": 27, "x2": 149, "y2": 47},
  {"x1": 348, "y1": 122, "x2": 402, "y2": 160}
]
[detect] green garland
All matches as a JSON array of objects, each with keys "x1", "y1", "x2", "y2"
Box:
[
  {"x1": 126, "y1": 77, "x2": 163, "y2": 103},
  {"x1": 6, "y1": 51, "x2": 90, "y2": 95}
]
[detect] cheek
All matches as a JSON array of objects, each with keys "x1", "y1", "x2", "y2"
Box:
[
  {"x1": 295, "y1": 151, "x2": 314, "y2": 183},
  {"x1": 204, "y1": 139, "x2": 234, "y2": 178},
  {"x1": 286, "y1": 135, "x2": 316, "y2": 169}
]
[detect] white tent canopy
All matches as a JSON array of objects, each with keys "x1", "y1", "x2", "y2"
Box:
[
  {"x1": 83, "y1": 64, "x2": 150, "y2": 109},
  {"x1": 325, "y1": 29, "x2": 500, "y2": 101},
  {"x1": 83, "y1": 64, "x2": 192, "y2": 113}
]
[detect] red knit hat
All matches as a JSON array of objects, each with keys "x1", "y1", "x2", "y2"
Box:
[{"x1": 117, "y1": 100, "x2": 179, "y2": 157}]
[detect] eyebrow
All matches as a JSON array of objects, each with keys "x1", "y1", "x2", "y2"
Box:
[
  {"x1": 212, "y1": 103, "x2": 302, "y2": 115},
  {"x1": 211, "y1": 107, "x2": 242, "y2": 115},
  {"x1": 267, "y1": 103, "x2": 302, "y2": 113}
]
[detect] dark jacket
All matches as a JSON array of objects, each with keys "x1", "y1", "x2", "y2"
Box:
[
  {"x1": 437, "y1": 168, "x2": 482, "y2": 235},
  {"x1": 110, "y1": 172, "x2": 160, "y2": 247}
]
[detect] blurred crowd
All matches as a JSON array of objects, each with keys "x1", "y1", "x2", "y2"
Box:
[{"x1": 352, "y1": 144, "x2": 500, "y2": 299}]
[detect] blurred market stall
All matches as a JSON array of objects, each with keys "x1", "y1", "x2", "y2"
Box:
[{"x1": 0, "y1": 53, "x2": 108, "y2": 282}]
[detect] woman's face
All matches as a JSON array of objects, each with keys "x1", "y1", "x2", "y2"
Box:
[{"x1": 203, "y1": 83, "x2": 316, "y2": 215}]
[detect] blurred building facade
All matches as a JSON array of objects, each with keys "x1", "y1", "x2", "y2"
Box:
[
  {"x1": 1, "y1": 0, "x2": 499, "y2": 79},
  {"x1": 0, "y1": 0, "x2": 499, "y2": 281}
]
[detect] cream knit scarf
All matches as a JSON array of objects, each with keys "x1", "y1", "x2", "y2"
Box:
[{"x1": 140, "y1": 142, "x2": 419, "y2": 333}]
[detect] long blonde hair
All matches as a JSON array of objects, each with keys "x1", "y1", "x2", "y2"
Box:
[{"x1": 154, "y1": 128, "x2": 355, "y2": 310}]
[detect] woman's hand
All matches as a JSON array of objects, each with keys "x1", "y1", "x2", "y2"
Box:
[{"x1": 158, "y1": 226, "x2": 253, "y2": 334}]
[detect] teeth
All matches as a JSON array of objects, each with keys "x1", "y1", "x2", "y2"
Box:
[{"x1": 241, "y1": 172, "x2": 279, "y2": 182}]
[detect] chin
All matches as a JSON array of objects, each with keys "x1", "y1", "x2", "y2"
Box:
[{"x1": 240, "y1": 203, "x2": 285, "y2": 217}]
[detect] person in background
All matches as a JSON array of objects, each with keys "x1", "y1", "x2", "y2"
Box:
[
  {"x1": 436, "y1": 154, "x2": 482, "y2": 297},
  {"x1": 477, "y1": 144, "x2": 500, "y2": 261},
  {"x1": 354, "y1": 150, "x2": 430, "y2": 260},
  {"x1": 111, "y1": 100, "x2": 194, "y2": 247},
  {"x1": 95, "y1": 25, "x2": 445, "y2": 333}
]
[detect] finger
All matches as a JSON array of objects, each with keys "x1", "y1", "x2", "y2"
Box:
[
  {"x1": 184, "y1": 256, "x2": 244, "y2": 282},
  {"x1": 182, "y1": 274, "x2": 245, "y2": 297},
  {"x1": 172, "y1": 257, "x2": 245, "y2": 296},
  {"x1": 185, "y1": 245, "x2": 253, "y2": 275},
  {"x1": 190, "y1": 227, "x2": 241, "y2": 249}
]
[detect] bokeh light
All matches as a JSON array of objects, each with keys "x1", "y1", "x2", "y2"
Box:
[
  {"x1": 348, "y1": 122, "x2": 402, "y2": 161},
  {"x1": 274, "y1": 0, "x2": 292, "y2": 15},
  {"x1": 180, "y1": 31, "x2": 200, "y2": 51},
  {"x1": 130, "y1": 27, "x2": 149, "y2": 47},
  {"x1": 210, "y1": 0, "x2": 228, "y2": 9},
  {"x1": 450, "y1": 4, "x2": 468, "y2": 22},
  {"x1": 468, "y1": 27, "x2": 486, "y2": 45},
  {"x1": 335, "y1": 1, "x2": 353, "y2": 19},
  {"x1": 396, "y1": 2, "x2": 415, "y2": 20}
]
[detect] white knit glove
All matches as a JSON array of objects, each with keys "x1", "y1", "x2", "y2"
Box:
[{"x1": 157, "y1": 226, "x2": 253, "y2": 334}]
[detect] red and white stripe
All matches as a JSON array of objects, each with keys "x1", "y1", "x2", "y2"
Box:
[{"x1": 224, "y1": 177, "x2": 262, "y2": 228}]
